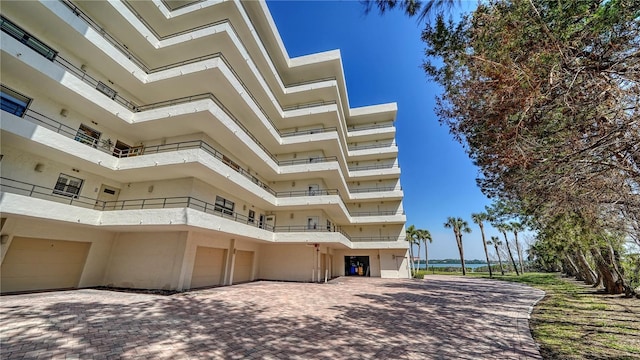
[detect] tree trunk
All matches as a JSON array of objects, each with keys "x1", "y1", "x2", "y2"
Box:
[
  {"x1": 408, "y1": 241, "x2": 415, "y2": 276},
  {"x1": 480, "y1": 225, "x2": 493, "y2": 278},
  {"x1": 502, "y1": 232, "x2": 520, "y2": 276},
  {"x1": 514, "y1": 232, "x2": 525, "y2": 274},
  {"x1": 590, "y1": 246, "x2": 625, "y2": 295},
  {"x1": 573, "y1": 249, "x2": 597, "y2": 285},
  {"x1": 602, "y1": 242, "x2": 633, "y2": 296},
  {"x1": 563, "y1": 254, "x2": 579, "y2": 277},
  {"x1": 417, "y1": 243, "x2": 422, "y2": 273},
  {"x1": 456, "y1": 233, "x2": 467, "y2": 276},
  {"x1": 495, "y1": 244, "x2": 505, "y2": 275},
  {"x1": 425, "y1": 241, "x2": 429, "y2": 271}
]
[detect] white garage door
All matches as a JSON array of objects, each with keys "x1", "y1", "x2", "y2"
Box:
[
  {"x1": 1, "y1": 237, "x2": 90, "y2": 293},
  {"x1": 190, "y1": 246, "x2": 226, "y2": 289},
  {"x1": 233, "y1": 250, "x2": 254, "y2": 284}
]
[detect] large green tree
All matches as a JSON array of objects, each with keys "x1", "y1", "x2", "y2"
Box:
[
  {"x1": 444, "y1": 217, "x2": 471, "y2": 275},
  {"x1": 419, "y1": 0, "x2": 639, "y2": 294}
]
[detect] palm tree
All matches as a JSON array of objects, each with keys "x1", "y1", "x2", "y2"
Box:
[
  {"x1": 363, "y1": 0, "x2": 457, "y2": 22},
  {"x1": 496, "y1": 223, "x2": 520, "y2": 276},
  {"x1": 405, "y1": 225, "x2": 419, "y2": 275},
  {"x1": 471, "y1": 212, "x2": 493, "y2": 278},
  {"x1": 444, "y1": 217, "x2": 471, "y2": 275},
  {"x1": 487, "y1": 236, "x2": 505, "y2": 275},
  {"x1": 509, "y1": 221, "x2": 526, "y2": 274},
  {"x1": 419, "y1": 229, "x2": 433, "y2": 271}
]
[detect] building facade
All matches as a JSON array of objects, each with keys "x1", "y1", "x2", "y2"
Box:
[{"x1": 0, "y1": 0, "x2": 409, "y2": 293}]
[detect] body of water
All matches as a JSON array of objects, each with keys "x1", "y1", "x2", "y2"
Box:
[{"x1": 414, "y1": 263, "x2": 488, "y2": 269}]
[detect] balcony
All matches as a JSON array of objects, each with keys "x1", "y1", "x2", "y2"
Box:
[{"x1": 0, "y1": 177, "x2": 352, "y2": 238}]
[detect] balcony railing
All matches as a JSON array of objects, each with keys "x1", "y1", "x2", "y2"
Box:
[
  {"x1": 348, "y1": 186, "x2": 399, "y2": 194},
  {"x1": 348, "y1": 123, "x2": 395, "y2": 132},
  {"x1": 275, "y1": 189, "x2": 339, "y2": 197},
  {"x1": 273, "y1": 225, "x2": 350, "y2": 240},
  {"x1": 349, "y1": 210, "x2": 404, "y2": 217},
  {"x1": 350, "y1": 236, "x2": 405, "y2": 242},
  {"x1": 1, "y1": 177, "x2": 361, "y2": 238},
  {"x1": 6, "y1": 10, "x2": 401, "y2": 185},
  {"x1": 280, "y1": 127, "x2": 337, "y2": 137},
  {"x1": 7, "y1": 106, "x2": 404, "y2": 214},
  {"x1": 58, "y1": 0, "x2": 339, "y2": 139},
  {"x1": 282, "y1": 100, "x2": 337, "y2": 112},
  {"x1": 348, "y1": 164, "x2": 400, "y2": 171},
  {"x1": 348, "y1": 142, "x2": 397, "y2": 151}
]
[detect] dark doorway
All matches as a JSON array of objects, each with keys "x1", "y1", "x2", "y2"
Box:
[{"x1": 345, "y1": 256, "x2": 370, "y2": 277}]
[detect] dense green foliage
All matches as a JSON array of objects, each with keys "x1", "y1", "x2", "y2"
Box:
[{"x1": 399, "y1": 0, "x2": 639, "y2": 294}]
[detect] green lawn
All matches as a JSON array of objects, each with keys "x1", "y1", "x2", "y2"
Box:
[{"x1": 420, "y1": 272, "x2": 640, "y2": 359}]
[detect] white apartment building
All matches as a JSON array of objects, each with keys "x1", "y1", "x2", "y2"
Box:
[{"x1": 0, "y1": 0, "x2": 409, "y2": 293}]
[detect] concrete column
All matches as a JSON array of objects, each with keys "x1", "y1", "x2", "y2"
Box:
[
  {"x1": 175, "y1": 231, "x2": 194, "y2": 291},
  {"x1": 223, "y1": 239, "x2": 236, "y2": 285}
]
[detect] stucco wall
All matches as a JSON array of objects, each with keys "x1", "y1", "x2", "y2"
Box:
[
  {"x1": 0, "y1": 217, "x2": 115, "y2": 287},
  {"x1": 103, "y1": 231, "x2": 187, "y2": 290},
  {"x1": 257, "y1": 244, "x2": 317, "y2": 282}
]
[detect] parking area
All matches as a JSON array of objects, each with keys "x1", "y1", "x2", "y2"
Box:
[{"x1": 0, "y1": 276, "x2": 544, "y2": 359}]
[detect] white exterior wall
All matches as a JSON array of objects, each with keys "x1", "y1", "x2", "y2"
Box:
[{"x1": 0, "y1": 0, "x2": 408, "y2": 293}]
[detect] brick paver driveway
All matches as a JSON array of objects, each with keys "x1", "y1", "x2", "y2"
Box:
[{"x1": 1, "y1": 275, "x2": 544, "y2": 359}]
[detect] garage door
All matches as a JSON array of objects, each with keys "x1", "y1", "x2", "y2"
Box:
[
  {"x1": 190, "y1": 246, "x2": 226, "y2": 289},
  {"x1": 1, "y1": 237, "x2": 91, "y2": 293},
  {"x1": 233, "y1": 250, "x2": 253, "y2": 284}
]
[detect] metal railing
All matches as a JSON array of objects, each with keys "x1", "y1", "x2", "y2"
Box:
[
  {"x1": 0, "y1": 176, "x2": 405, "y2": 241},
  {"x1": 348, "y1": 123, "x2": 395, "y2": 132},
  {"x1": 0, "y1": 177, "x2": 369, "y2": 238},
  {"x1": 349, "y1": 210, "x2": 404, "y2": 217},
  {"x1": 348, "y1": 186, "x2": 400, "y2": 194},
  {"x1": 348, "y1": 164, "x2": 400, "y2": 171},
  {"x1": 280, "y1": 127, "x2": 337, "y2": 137},
  {"x1": 60, "y1": 0, "x2": 338, "y2": 138},
  {"x1": 277, "y1": 156, "x2": 338, "y2": 166},
  {"x1": 8, "y1": 106, "x2": 403, "y2": 216},
  {"x1": 348, "y1": 142, "x2": 397, "y2": 151},
  {"x1": 350, "y1": 236, "x2": 405, "y2": 242},
  {"x1": 8, "y1": 7, "x2": 396, "y2": 181},
  {"x1": 273, "y1": 225, "x2": 351, "y2": 240},
  {"x1": 282, "y1": 100, "x2": 337, "y2": 111},
  {"x1": 275, "y1": 189, "x2": 339, "y2": 197}
]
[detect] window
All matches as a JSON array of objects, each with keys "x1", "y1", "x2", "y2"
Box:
[
  {"x1": 75, "y1": 124, "x2": 101, "y2": 147},
  {"x1": 1, "y1": 16, "x2": 58, "y2": 61},
  {"x1": 214, "y1": 196, "x2": 234, "y2": 216},
  {"x1": 0, "y1": 85, "x2": 31, "y2": 117},
  {"x1": 248, "y1": 210, "x2": 255, "y2": 224},
  {"x1": 53, "y1": 173, "x2": 83, "y2": 198}
]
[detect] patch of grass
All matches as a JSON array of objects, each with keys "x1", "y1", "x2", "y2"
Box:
[{"x1": 479, "y1": 273, "x2": 640, "y2": 359}]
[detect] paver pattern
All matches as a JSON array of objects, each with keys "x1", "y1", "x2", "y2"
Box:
[{"x1": 1, "y1": 275, "x2": 544, "y2": 359}]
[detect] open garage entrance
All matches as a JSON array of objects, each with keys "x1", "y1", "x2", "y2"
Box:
[{"x1": 345, "y1": 256, "x2": 370, "y2": 277}]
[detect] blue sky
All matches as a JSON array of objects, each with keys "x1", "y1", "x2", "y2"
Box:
[{"x1": 267, "y1": 1, "x2": 520, "y2": 260}]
